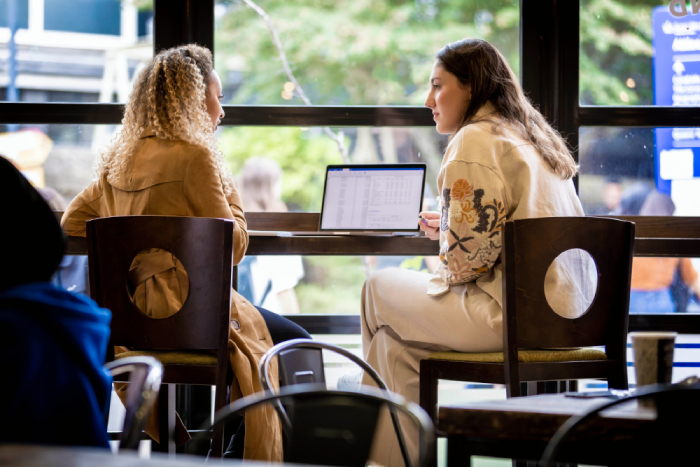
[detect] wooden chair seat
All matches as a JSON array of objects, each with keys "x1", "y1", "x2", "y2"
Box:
[
  {"x1": 114, "y1": 350, "x2": 218, "y2": 386},
  {"x1": 427, "y1": 348, "x2": 606, "y2": 364},
  {"x1": 116, "y1": 350, "x2": 217, "y2": 366}
]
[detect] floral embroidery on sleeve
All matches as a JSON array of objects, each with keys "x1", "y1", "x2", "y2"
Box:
[{"x1": 437, "y1": 177, "x2": 507, "y2": 284}]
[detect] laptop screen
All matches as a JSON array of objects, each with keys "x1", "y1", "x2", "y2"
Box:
[{"x1": 320, "y1": 164, "x2": 427, "y2": 231}]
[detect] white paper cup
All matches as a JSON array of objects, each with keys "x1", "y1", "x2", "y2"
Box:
[{"x1": 630, "y1": 332, "x2": 677, "y2": 407}]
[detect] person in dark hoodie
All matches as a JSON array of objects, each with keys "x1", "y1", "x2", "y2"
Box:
[{"x1": 0, "y1": 155, "x2": 112, "y2": 448}]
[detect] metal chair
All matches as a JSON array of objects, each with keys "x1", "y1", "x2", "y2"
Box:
[
  {"x1": 87, "y1": 215, "x2": 235, "y2": 456},
  {"x1": 188, "y1": 384, "x2": 436, "y2": 467},
  {"x1": 259, "y1": 339, "x2": 413, "y2": 467},
  {"x1": 104, "y1": 356, "x2": 163, "y2": 451}
]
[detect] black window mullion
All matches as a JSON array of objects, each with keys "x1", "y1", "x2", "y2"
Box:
[
  {"x1": 220, "y1": 106, "x2": 434, "y2": 127},
  {"x1": 579, "y1": 106, "x2": 700, "y2": 128},
  {"x1": 521, "y1": 0, "x2": 580, "y2": 190},
  {"x1": 0, "y1": 103, "x2": 124, "y2": 125},
  {"x1": 153, "y1": 0, "x2": 214, "y2": 55},
  {"x1": 0, "y1": 103, "x2": 435, "y2": 127},
  {"x1": 520, "y1": 0, "x2": 556, "y2": 124},
  {"x1": 558, "y1": 0, "x2": 580, "y2": 175}
]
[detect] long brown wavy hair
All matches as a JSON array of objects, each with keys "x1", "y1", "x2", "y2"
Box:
[
  {"x1": 436, "y1": 39, "x2": 578, "y2": 180},
  {"x1": 97, "y1": 44, "x2": 233, "y2": 195}
]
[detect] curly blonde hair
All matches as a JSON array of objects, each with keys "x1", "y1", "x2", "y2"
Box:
[{"x1": 97, "y1": 44, "x2": 233, "y2": 195}]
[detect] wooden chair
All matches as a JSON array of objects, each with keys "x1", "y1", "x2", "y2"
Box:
[
  {"x1": 87, "y1": 216, "x2": 234, "y2": 456},
  {"x1": 420, "y1": 217, "x2": 635, "y2": 424}
]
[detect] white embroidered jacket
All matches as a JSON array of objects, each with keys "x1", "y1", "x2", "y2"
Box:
[{"x1": 427, "y1": 103, "x2": 594, "y2": 334}]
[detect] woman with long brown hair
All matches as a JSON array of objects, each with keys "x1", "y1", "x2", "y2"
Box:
[
  {"x1": 61, "y1": 44, "x2": 309, "y2": 460},
  {"x1": 360, "y1": 39, "x2": 595, "y2": 466}
]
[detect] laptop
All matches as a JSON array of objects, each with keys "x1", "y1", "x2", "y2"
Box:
[{"x1": 311, "y1": 163, "x2": 427, "y2": 235}]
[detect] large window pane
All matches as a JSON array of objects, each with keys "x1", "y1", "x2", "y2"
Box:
[
  {"x1": 225, "y1": 125, "x2": 443, "y2": 318},
  {"x1": 579, "y1": 126, "x2": 700, "y2": 315},
  {"x1": 245, "y1": 254, "x2": 439, "y2": 316},
  {"x1": 214, "y1": 0, "x2": 520, "y2": 105},
  {"x1": 1, "y1": 123, "x2": 442, "y2": 316},
  {"x1": 1, "y1": 0, "x2": 153, "y2": 103},
  {"x1": 579, "y1": 1, "x2": 686, "y2": 106}
]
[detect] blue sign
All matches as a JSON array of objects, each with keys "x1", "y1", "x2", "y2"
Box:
[{"x1": 653, "y1": 6, "x2": 700, "y2": 196}]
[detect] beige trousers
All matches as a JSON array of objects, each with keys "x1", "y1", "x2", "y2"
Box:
[{"x1": 361, "y1": 267, "x2": 503, "y2": 467}]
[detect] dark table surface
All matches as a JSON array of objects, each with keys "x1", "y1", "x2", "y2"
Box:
[
  {"x1": 440, "y1": 392, "x2": 655, "y2": 439},
  {"x1": 0, "y1": 444, "x2": 288, "y2": 467},
  {"x1": 439, "y1": 393, "x2": 657, "y2": 465}
]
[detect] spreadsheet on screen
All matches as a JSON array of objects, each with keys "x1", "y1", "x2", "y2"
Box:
[{"x1": 321, "y1": 167, "x2": 425, "y2": 231}]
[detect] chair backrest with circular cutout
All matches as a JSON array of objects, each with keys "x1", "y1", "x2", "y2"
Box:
[
  {"x1": 87, "y1": 216, "x2": 234, "y2": 351},
  {"x1": 503, "y1": 217, "x2": 635, "y2": 352}
]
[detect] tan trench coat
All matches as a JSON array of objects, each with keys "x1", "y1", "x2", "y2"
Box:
[{"x1": 61, "y1": 131, "x2": 282, "y2": 461}]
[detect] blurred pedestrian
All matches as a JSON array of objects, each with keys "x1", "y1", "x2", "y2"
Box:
[
  {"x1": 629, "y1": 190, "x2": 700, "y2": 314},
  {"x1": 237, "y1": 157, "x2": 304, "y2": 314}
]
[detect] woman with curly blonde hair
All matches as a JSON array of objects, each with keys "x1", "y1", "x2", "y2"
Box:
[{"x1": 62, "y1": 44, "x2": 308, "y2": 460}]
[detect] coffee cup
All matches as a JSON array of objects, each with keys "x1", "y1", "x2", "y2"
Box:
[{"x1": 629, "y1": 332, "x2": 677, "y2": 407}]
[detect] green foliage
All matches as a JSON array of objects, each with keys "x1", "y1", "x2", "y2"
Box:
[
  {"x1": 219, "y1": 126, "x2": 344, "y2": 211},
  {"x1": 214, "y1": 0, "x2": 672, "y2": 107},
  {"x1": 580, "y1": 0, "x2": 668, "y2": 105},
  {"x1": 215, "y1": 0, "x2": 520, "y2": 106},
  {"x1": 131, "y1": 0, "x2": 153, "y2": 11},
  {"x1": 399, "y1": 256, "x2": 429, "y2": 273},
  {"x1": 296, "y1": 256, "x2": 366, "y2": 314}
]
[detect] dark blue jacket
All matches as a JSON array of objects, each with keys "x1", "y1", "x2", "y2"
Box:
[{"x1": 0, "y1": 282, "x2": 112, "y2": 448}]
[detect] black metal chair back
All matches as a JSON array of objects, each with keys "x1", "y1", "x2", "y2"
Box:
[
  {"x1": 278, "y1": 347, "x2": 326, "y2": 386},
  {"x1": 189, "y1": 384, "x2": 436, "y2": 467},
  {"x1": 260, "y1": 339, "x2": 412, "y2": 467}
]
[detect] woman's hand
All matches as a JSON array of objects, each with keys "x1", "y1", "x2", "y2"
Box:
[{"x1": 419, "y1": 211, "x2": 441, "y2": 240}]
